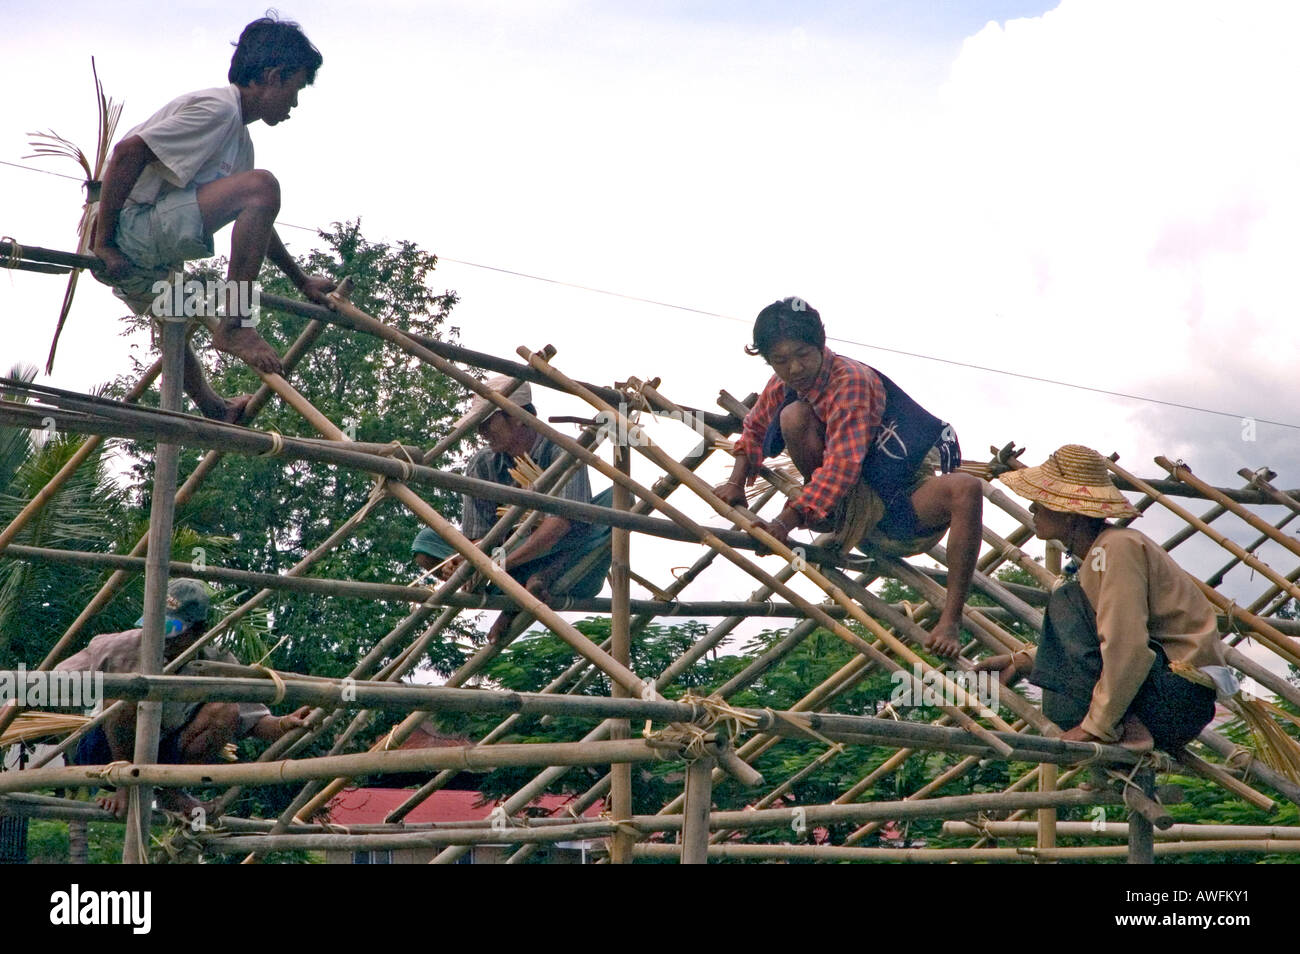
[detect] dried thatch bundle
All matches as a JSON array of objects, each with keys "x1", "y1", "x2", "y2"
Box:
[
  {"x1": 0, "y1": 711, "x2": 90, "y2": 747},
  {"x1": 25, "y1": 57, "x2": 123, "y2": 374}
]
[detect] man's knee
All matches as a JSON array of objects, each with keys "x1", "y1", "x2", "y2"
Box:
[
  {"x1": 779, "y1": 401, "x2": 822, "y2": 451},
  {"x1": 941, "y1": 471, "x2": 982, "y2": 515},
  {"x1": 244, "y1": 169, "x2": 281, "y2": 211}
]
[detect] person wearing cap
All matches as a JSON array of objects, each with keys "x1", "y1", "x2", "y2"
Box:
[
  {"x1": 976, "y1": 445, "x2": 1225, "y2": 752},
  {"x1": 412, "y1": 376, "x2": 612, "y2": 645},
  {"x1": 713, "y1": 297, "x2": 981, "y2": 658},
  {"x1": 54, "y1": 578, "x2": 311, "y2": 818}
]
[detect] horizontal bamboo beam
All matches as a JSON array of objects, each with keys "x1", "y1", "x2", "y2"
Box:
[
  {"x1": 256, "y1": 290, "x2": 744, "y2": 436},
  {"x1": 943, "y1": 820, "x2": 1300, "y2": 841},
  {"x1": 197, "y1": 821, "x2": 619, "y2": 853},
  {"x1": 635, "y1": 839, "x2": 1300, "y2": 862},
  {"x1": 0, "y1": 384, "x2": 867, "y2": 570},
  {"x1": 0, "y1": 739, "x2": 672, "y2": 795},
  {"x1": 3, "y1": 669, "x2": 1152, "y2": 767}
]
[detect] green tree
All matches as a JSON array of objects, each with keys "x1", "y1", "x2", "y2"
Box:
[
  {"x1": 0, "y1": 363, "x2": 136, "y2": 665},
  {"x1": 112, "y1": 221, "x2": 473, "y2": 684}
]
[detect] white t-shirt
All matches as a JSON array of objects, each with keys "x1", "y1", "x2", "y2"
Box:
[{"x1": 124, "y1": 84, "x2": 255, "y2": 207}]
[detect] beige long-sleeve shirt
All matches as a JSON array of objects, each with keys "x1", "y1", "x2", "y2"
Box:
[{"x1": 1071, "y1": 527, "x2": 1225, "y2": 741}]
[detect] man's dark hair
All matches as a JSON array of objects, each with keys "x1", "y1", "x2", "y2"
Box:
[
  {"x1": 229, "y1": 13, "x2": 323, "y2": 86},
  {"x1": 745, "y1": 297, "x2": 825, "y2": 359}
]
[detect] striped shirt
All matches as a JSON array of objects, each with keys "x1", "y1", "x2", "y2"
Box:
[
  {"x1": 733, "y1": 347, "x2": 886, "y2": 522},
  {"x1": 462, "y1": 433, "x2": 593, "y2": 541}
]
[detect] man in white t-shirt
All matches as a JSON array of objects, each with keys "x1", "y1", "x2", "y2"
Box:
[{"x1": 91, "y1": 16, "x2": 333, "y2": 422}]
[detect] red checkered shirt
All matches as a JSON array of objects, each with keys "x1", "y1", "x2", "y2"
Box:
[{"x1": 733, "y1": 347, "x2": 886, "y2": 523}]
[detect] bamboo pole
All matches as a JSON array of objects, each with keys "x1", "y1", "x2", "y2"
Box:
[
  {"x1": 4, "y1": 543, "x2": 873, "y2": 621},
  {"x1": 514, "y1": 355, "x2": 1014, "y2": 753},
  {"x1": 1196, "y1": 730, "x2": 1300, "y2": 806},
  {"x1": 0, "y1": 357, "x2": 156, "y2": 740},
  {"x1": 945, "y1": 820, "x2": 1300, "y2": 840},
  {"x1": 0, "y1": 359, "x2": 160, "y2": 553},
  {"x1": 0, "y1": 739, "x2": 673, "y2": 795},
  {"x1": 1126, "y1": 766, "x2": 1156, "y2": 863},
  {"x1": 1157, "y1": 456, "x2": 1300, "y2": 564},
  {"x1": 122, "y1": 316, "x2": 186, "y2": 864},
  {"x1": 1039, "y1": 540, "x2": 1063, "y2": 859},
  {"x1": 1105, "y1": 458, "x2": 1300, "y2": 669},
  {"x1": 25, "y1": 320, "x2": 327, "y2": 674},
  {"x1": 636, "y1": 839, "x2": 1300, "y2": 862},
  {"x1": 314, "y1": 433, "x2": 721, "y2": 828},
  {"x1": 609, "y1": 443, "x2": 634, "y2": 864},
  {"x1": 196, "y1": 822, "x2": 621, "y2": 853},
  {"x1": 682, "y1": 755, "x2": 716, "y2": 865}
]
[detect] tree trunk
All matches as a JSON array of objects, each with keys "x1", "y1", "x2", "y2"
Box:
[{"x1": 68, "y1": 819, "x2": 89, "y2": 864}]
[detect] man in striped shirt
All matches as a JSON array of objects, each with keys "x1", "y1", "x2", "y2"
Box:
[{"x1": 714, "y1": 298, "x2": 982, "y2": 658}]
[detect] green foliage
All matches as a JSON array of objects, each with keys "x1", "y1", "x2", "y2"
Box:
[
  {"x1": 109, "y1": 221, "x2": 474, "y2": 688},
  {"x1": 0, "y1": 364, "x2": 136, "y2": 664}
]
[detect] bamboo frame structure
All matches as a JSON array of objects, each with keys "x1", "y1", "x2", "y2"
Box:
[{"x1": 3, "y1": 242, "x2": 1299, "y2": 864}]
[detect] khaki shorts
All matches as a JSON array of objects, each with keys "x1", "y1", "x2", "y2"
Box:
[{"x1": 111, "y1": 187, "x2": 213, "y2": 310}]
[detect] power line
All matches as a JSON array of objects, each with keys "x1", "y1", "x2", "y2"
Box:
[{"x1": 5, "y1": 155, "x2": 1297, "y2": 431}]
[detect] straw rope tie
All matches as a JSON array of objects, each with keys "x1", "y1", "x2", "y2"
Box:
[
  {"x1": 259, "y1": 429, "x2": 285, "y2": 457},
  {"x1": 1226, "y1": 745, "x2": 1257, "y2": 783},
  {"x1": 251, "y1": 665, "x2": 287, "y2": 705},
  {"x1": 1072, "y1": 742, "x2": 1106, "y2": 767},
  {"x1": 96, "y1": 759, "x2": 131, "y2": 782},
  {"x1": 680, "y1": 692, "x2": 761, "y2": 741}
]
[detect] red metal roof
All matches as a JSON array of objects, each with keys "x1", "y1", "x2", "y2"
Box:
[{"x1": 327, "y1": 788, "x2": 605, "y2": 825}]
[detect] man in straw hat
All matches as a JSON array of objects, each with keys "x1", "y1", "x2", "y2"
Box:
[
  {"x1": 411, "y1": 376, "x2": 612, "y2": 645},
  {"x1": 54, "y1": 578, "x2": 311, "y2": 818},
  {"x1": 977, "y1": 444, "x2": 1226, "y2": 752},
  {"x1": 714, "y1": 297, "x2": 981, "y2": 658}
]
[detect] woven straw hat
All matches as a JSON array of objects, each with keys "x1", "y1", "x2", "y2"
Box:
[{"x1": 997, "y1": 444, "x2": 1139, "y2": 519}]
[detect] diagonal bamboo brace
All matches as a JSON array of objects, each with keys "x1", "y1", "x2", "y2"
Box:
[{"x1": 515, "y1": 346, "x2": 1015, "y2": 757}]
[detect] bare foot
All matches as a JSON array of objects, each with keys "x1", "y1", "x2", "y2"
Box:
[
  {"x1": 486, "y1": 612, "x2": 517, "y2": 647},
  {"x1": 155, "y1": 787, "x2": 207, "y2": 817},
  {"x1": 1118, "y1": 714, "x2": 1155, "y2": 753},
  {"x1": 96, "y1": 789, "x2": 129, "y2": 818},
  {"x1": 195, "y1": 391, "x2": 253, "y2": 423},
  {"x1": 218, "y1": 392, "x2": 254, "y2": 424},
  {"x1": 924, "y1": 619, "x2": 963, "y2": 659},
  {"x1": 211, "y1": 320, "x2": 283, "y2": 375}
]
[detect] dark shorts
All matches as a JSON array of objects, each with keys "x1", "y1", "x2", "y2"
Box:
[
  {"x1": 762, "y1": 409, "x2": 959, "y2": 546},
  {"x1": 70, "y1": 725, "x2": 183, "y2": 787}
]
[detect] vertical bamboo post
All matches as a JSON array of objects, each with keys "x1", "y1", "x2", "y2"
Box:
[
  {"x1": 1037, "y1": 541, "x2": 1062, "y2": 861},
  {"x1": 123, "y1": 317, "x2": 186, "y2": 864},
  {"x1": 609, "y1": 442, "x2": 634, "y2": 864},
  {"x1": 682, "y1": 755, "x2": 715, "y2": 865},
  {"x1": 1127, "y1": 767, "x2": 1156, "y2": 864}
]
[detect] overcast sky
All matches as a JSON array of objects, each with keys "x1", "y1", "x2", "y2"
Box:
[{"x1": 4, "y1": 1, "x2": 1299, "y2": 681}]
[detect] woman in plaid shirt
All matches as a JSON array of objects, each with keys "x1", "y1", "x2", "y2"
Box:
[{"x1": 714, "y1": 297, "x2": 983, "y2": 659}]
